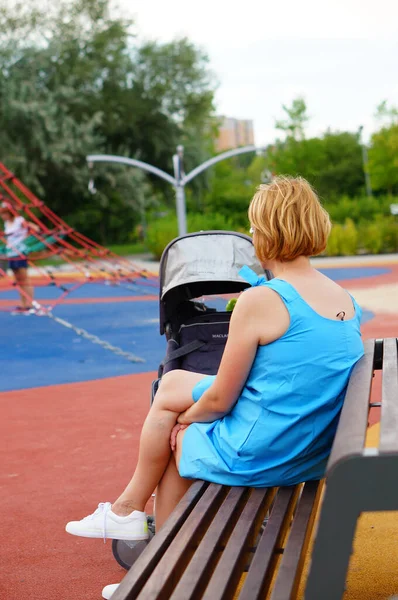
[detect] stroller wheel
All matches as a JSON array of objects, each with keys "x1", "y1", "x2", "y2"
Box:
[
  {"x1": 112, "y1": 516, "x2": 155, "y2": 570},
  {"x1": 112, "y1": 538, "x2": 150, "y2": 570}
]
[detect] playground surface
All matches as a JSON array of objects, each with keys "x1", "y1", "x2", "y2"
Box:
[{"x1": 1, "y1": 257, "x2": 398, "y2": 600}]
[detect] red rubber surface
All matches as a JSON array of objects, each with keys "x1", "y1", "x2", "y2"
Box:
[{"x1": 1, "y1": 264, "x2": 397, "y2": 599}]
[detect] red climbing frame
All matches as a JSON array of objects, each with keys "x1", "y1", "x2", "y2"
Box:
[{"x1": 0, "y1": 162, "x2": 158, "y2": 310}]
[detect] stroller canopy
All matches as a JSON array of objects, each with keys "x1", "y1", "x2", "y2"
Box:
[
  {"x1": 158, "y1": 231, "x2": 269, "y2": 335},
  {"x1": 160, "y1": 231, "x2": 264, "y2": 300}
]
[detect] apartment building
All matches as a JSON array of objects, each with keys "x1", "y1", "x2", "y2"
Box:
[{"x1": 215, "y1": 116, "x2": 255, "y2": 152}]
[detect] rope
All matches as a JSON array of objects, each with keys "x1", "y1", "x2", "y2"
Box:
[
  {"x1": 104, "y1": 279, "x2": 158, "y2": 296},
  {"x1": 42, "y1": 308, "x2": 145, "y2": 364}
]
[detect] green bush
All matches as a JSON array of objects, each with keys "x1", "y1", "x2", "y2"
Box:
[
  {"x1": 341, "y1": 219, "x2": 359, "y2": 255},
  {"x1": 326, "y1": 224, "x2": 344, "y2": 256},
  {"x1": 146, "y1": 213, "x2": 239, "y2": 259},
  {"x1": 146, "y1": 218, "x2": 179, "y2": 259},
  {"x1": 381, "y1": 217, "x2": 398, "y2": 252},
  {"x1": 187, "y1": 212, "x2": 237, "y2": 233},
  {"x1": 357, "y1": 216, "x2": 398, "y2": 254},
  {"x1": 325, "y1": 219, "x2": 358, "y2": 256},
  {"x1": 146, "y1": 208, "x2": 398, "y2": 260},
  {"x1": 359, "y1": 222, "x2": 383, "y2": 254},
  {"x1": 325, "y1": 195, "x2": 395, "y2": 224}
]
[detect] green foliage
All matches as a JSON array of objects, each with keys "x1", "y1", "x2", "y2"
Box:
[
  {"x1": 145, "y1": 217, "x2": 179, "y2": 259},
  {"x1": 187, "y1": 212, "x2": 237, "y2": 233},
  {"x1": 202, "y1": 159, "x2": 256, "y2": 228},
  {"x1": 325, "y1": 224, "x2": 344, "y2": 256},
  {"x1": 325, "y1": 195, "x2": 394, "y2": 224},
  {"x1": 325, "y1": 215, "x2": 398, "y2": 256},
  {"x1": 246, "y1": 154, "x2": 269, "y2": 184},
  {"x1": 380, "y1": 217, "x2": 398, "y2": 252},
  {"x1": 343, "y1": 219, "x2": 359, "y2": 255},
  {"x1": 367, "y1": 101, "x2": 398, "y2": 194},
  {"x1": 265, "y1": 131, "x2": 364, "y2": 200},
  {"x1": 368, "y1": 124, "x2": 398, "y2": 194},
  {"x1": 375, "y1": 101, "x2": 398, "y2": 125},
  {"x1": 107, "y1": 242, "x2": 147, "y2": 255},
  {"x1": 359, "y1": 222, "x2": 383, "y2": 254},
  {"x1": 326, "y1": 219, "x2": 358, "y2": 256},
  {"x1": 275, "y1": 97, "x2": 309, "y2": 140},
  {"x1": 146, "y1": 212, "x2": 238, "y2": 259},
  {"x1": 0, "y1": 0, "x2": 216, "y2": 243},
  {"x1": 359, "y1": 217, "x2": 398, "y2": 254},
  {"x1": 1, "y1": 6, "x2": 397, "y2": 256}
]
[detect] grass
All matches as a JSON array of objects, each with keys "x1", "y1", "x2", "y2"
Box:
[
  {"x1": 107, "y1": 242, "x2": 148, "y2": 256},
  {"x1": 35, "y1": 257, "x2": 65, "y2": 267},
  {"x1": 34, "y1": 242, "x2": 149, "y2": 266}
]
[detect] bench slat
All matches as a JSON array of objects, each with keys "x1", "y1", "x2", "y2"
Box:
[
  {"x1": 170, "y1": 486, "x2": 254, "y2": 600},
  {"x1": 201, "y1": 488, "x2": 270, "y2": 600},
  {"x1": 111, "y1": 480, "x2": 209, "y2": 600},
  {"x1": 380, "y1": 338, "x2": 398, "y2": 453},
  {"x1": 238, "y1": 485, "x2": 301, "y2": 600},
  {"x1": 327, "y1": 339, "x2": 375, "y2": 470},
  {"x1": 270, "y1": 480, "x2": 323, "y2": 600},
  {"x1": 135, "y1": 483, "x2": 228, "y2": 599}
]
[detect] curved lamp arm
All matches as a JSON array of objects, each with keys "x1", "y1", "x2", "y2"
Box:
[
  {"x1": 87, "y1": 154, "x2": 177, "y2": 187},
  {"x1": 182, "y1": 145, "x2": 266, "y2": 185}
]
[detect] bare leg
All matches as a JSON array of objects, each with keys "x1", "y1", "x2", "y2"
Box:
[
  {"x1": 14, "y1": 268, "x2": 33, "y2": 308},
  {"x1": 155, "y1": 453, "x2": 193, "y2": 531},
  {"x1": 112, "y1": 370, "x2": 207, "y2": 516}
]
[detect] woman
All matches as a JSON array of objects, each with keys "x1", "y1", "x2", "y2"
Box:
[
  {"x1": 0, "y1": 203, "x2": 38, "y2": 313},
  {"x1": 66, "y1": 177, "x2": 364, "y2": 598}
]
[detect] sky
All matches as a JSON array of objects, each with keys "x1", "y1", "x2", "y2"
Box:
[{"x1": 121, "y1": 0, "x2": 398, "y2": 145}]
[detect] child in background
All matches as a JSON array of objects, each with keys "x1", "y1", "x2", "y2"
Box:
[{"x1": 0, "y1": 203, "x2": 39, "y2": 313}]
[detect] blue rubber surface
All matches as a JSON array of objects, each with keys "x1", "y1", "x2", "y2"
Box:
[
  {"x1": 0, "y1": 267, "x2": 379, "y2": 392},
  {"x1": 318, "y1": 266, "x2": 390, "y2": 280},
  {"x1": 0, "y1": 300, "x2": 164, "y2": 391},
  {"x1": 0, "y1": 280, "x2": 158, "y2": 300}
]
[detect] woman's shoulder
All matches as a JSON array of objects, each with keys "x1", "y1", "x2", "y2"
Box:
[
  {"x1": 234, "y1": 283, "x2": 291, "y2": 344},
  {"x1": 239, "y1": 283, "x2": 284, "y2": 304},
  {"x1": 236, "y1": 284, "x2": 291, "y2": 322}
]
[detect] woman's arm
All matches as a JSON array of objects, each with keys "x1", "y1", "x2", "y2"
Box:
[{"x1": 177, "y1": 286, "x2": 289, "y2": 424}]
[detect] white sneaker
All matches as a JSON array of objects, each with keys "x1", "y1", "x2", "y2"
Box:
[
  {"x1": 102, "y1": 584, "x2": 119, "y2": 599},
  {"x1": 65, "y1": 502, "x2": 149, "y2": 541}
]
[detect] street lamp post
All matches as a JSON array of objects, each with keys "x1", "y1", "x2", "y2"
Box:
[
  {"x1": 172, "y1": 145, "x2": 187, "y2": 237},
  {"x1": 87, "y1": 144, "x2": 266, "y2": 237},
  {"x1": 358, "y1": 126, "x2": 373, "y2": 198},
  {"x1": 362, "y1": 144, "x2": 373, "y2": 198}
]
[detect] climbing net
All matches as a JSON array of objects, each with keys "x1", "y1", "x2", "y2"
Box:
[{"x1": 0, "y1": 162, "x2": 158, "y2": 363}]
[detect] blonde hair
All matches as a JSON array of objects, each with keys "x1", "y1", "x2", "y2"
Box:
[{"x1": 248, "y1": 176, "x2": 331, "y2": 262}]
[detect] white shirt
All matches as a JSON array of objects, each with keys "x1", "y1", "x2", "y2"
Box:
[{"x1": 4, "y1": 216, "x2": 28, "y2": 249}]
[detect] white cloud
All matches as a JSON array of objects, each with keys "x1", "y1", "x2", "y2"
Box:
[
  {"x1": 120, "y1": 0, "x2": 398, "y2": 145},
  {"x1": 128, "y1": 0, "x2": 398, "y2": 43}
]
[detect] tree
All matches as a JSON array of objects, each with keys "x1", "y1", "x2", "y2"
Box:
[
  {"x1": 0, "y1": 0, "x2": 217, "y2": 242},
  {"x1": 275, "y1": 97, "x2": 309, "y2": 141},
  {"x1": 368, "y1": 102, "x2": 398, "y2": 194},
  {"x1": 368, "y1": 125, "x2": 398, "y2": 194},
  {"x1": 263, "y1": 130, "x2": 364, "y2": 200},
  {"x1": 202, "y1": 159, "x2": 256, "y2": 228},
  {"x1": 375, "y1": 100, "x2": 398, "y2": 126}
]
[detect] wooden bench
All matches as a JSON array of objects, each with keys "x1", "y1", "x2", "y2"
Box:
[{"x1": 112, "y1": 338, "x2": 398, "y2": 600}]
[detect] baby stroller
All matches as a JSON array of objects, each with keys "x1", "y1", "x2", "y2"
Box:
[{"x1": 112, "y1": 230, "x2": 269, "y2": 569}]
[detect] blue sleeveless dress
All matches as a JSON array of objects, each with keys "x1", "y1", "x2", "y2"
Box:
[{"x1": 178, "y1": 268, "x2": 364, "y2": 486}]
